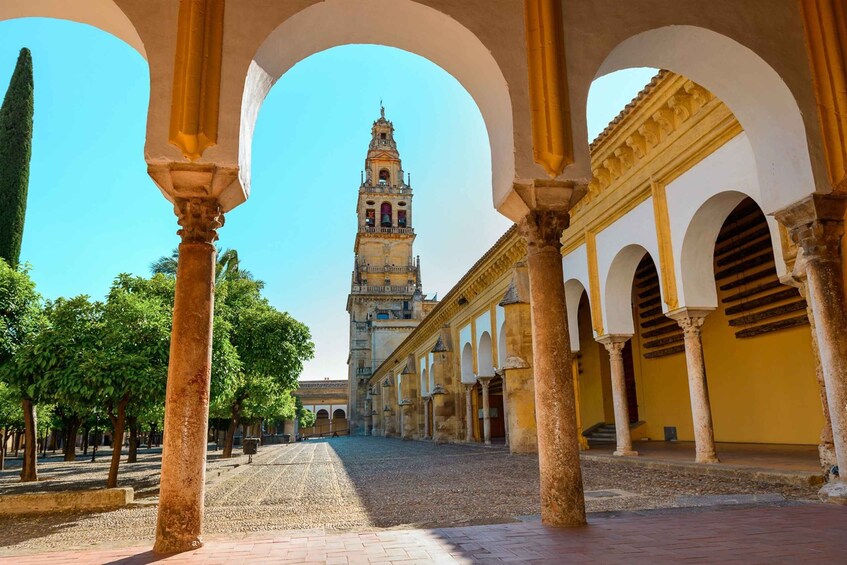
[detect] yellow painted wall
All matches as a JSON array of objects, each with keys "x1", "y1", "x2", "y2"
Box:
[
  {"x1": 700, "y1": 304, "x2": 822, "y2": 445},
  {"x1": 628, "y1": 287, "x2": 823, "y2": 446},
  {"x1": 576, "y1": 294, "x2": 609, "y2": 429},
  {"x1": 629, "y1": 326, "x2": 692, "y2": 441}
]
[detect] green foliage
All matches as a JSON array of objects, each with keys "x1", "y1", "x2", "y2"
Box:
[
  {"x1": 0, "y1": 260, "x2": 43, "y2": 401},
  {"x1": 0, "y1": 381, "x2": 23, "y2": 430},
  {"x1": 0, "y1": 48, "x2": 34, "y2": 269}
]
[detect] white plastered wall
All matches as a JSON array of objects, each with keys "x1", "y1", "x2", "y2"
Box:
[
  {"x1": 597, "y1": 199, "x2": 663, "y2": 335},
  {"x1": 563, "y1": 244, "x2": 592, "y2": 351},
  {"x1": 666, "y1": 133, "x2": 787, "y2": 309}
]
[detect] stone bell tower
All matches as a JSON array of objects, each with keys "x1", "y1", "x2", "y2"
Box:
[{"x1": 346, "y1": 106, "x2": 433, "y2": 435}]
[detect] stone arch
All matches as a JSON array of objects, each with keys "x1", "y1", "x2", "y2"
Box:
[
  {"x1": 594, "y1": 25, "x2": 820, "y2": 213},
  {"x1": 420, "y1": 367, "x2": 428, "y2": 395},
  {"x1": 241, "y1": 0, "x2": 514, "y2": 207},
  {"x1": 316, "y1": 409, "x2": 330, "y2": 420},
  {"x1": 332, "y1": 408, "x2": 346, "y2": 419},
  {"x1": 477, "y1": 331, "x2": 494, "y2": 377},
  {"x1": 564, "y1": 278, "x2": 589, "y2": 352},
  {"x1": 679, "y1": 190, "x2": 756, "y2": 309},
  {"x1": 0, "y1": 1, "x2": 146, "y2": 59},
  {"x1": 461, "y1": 342, "x2": 475, "y2": 384},
  {"x1": 604, "y1": 244, "x2": 652, "y2": 335}
]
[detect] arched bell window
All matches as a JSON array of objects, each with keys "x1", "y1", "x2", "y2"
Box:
[
  {"x1": 379, "y1": 169, "x2": 390, "y2": 185},
  {"x1": 365, "y1": 209, "x2": 375, "y2": 227},
  {"x1": 380, "y1": 202, "x2": 393, "y2": 227},
  {"x1": 398, "y1": 210, "x2": 407, "y2": 228}
]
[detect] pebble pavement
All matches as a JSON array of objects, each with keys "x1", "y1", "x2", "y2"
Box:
[{"x1": 0, "y1": 436, "x2": 819, "y2": 555}]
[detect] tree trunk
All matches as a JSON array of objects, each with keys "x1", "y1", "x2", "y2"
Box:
[
  {"x1": 0, "y1": 427, "x2": 5, "y2": 470},
  {"x1": 127, "y1": 417, "x2": 138, "y2": 463},
  {"x1": 222, "y1": 407, "x2": 240, "y2": 459},
  {"x1": 147, "y1": 424, "x2": 154, "y2": 449},
  {"x1": 81, "y1": 427, "x2": 89, "y2": 455},
  {"x1": 64, "y1": 419, "x2": 80, "y2": 461},
  {"x1": 20, "y1": 398, "x2": 37, "y2": 482},
  {"x1": 106, "y1": 397, "x2": 129, "y2": 488}
]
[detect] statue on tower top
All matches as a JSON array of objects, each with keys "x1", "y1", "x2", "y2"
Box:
[{"x1": 380, "y1": 100, "x2": 385, "y2": 119}]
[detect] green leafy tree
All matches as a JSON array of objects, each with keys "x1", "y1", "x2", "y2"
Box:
[
  {"x1": 0, "y1": 260, "x2": 43, "y2": 481},
  {"x1": 151, "y1": 248, "x2": 251, "y2": 282},
  {"x1": 91, "y1": 278, "x2": 171, "y2": 487},
  {"x1": 0, "y1": 48, "x2": 34, "y2": 269},
  {"x1": 211, "y1": 275, "x2": 313, "y2": 457},
  {"x1": 30, "y1": 296, "x2": 102, "y2": 462},
  {"x1": 296, "y1": 396, "x2": 316, "y2": 429},
  {"x1": 0, "y1": 381, "x2": 22, "y2": 470}
]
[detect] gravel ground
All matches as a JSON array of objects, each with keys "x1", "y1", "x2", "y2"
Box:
[{"x1": 0, "y1": 437, "x2": 820, "y2": 555}]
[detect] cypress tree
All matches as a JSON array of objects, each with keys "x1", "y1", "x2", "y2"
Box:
[{"x1": 0, "y1": 48, "x2": 34, "y2": 269}]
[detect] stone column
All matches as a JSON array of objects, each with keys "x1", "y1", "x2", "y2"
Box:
[
  {"x1": 500, "y1": 372, "x2": 510, "y2": 447},
  {"x1": 668, "y1": 308, "x2": 719, "y2": 464},
  {"x1": 519, "y1": 209, "x2": 586, "y2": 527},
  {"x1": 478, "y1": 377, "x2": 493, "y2": 445},
  {"x1": 464, "y1": 384, "x2": 474, "y2": 442},
  {"x1": 154, "y1": 197, "x2": 223, "y2": 554},
  {"x1": 776, "y1": 194, "x2": 847, "y2": 502},
  {"x1": 423, "y1": 397, "x2": 431, "y2": 439},
  {"x1": 598, "y1": 336, "x2": 638, "y2": 457}
]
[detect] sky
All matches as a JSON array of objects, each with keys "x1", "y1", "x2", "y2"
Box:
[{"x1": 0, "y1": 18, "x2": 657, "y2": 381}]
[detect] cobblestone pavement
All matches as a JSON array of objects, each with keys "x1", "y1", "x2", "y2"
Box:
[
  {"x1": 0, "y1": 437, "x2": 824, "y2": 556},
  {"x1": 5, "y1": 504, "x2": 846, "y2": 564}
]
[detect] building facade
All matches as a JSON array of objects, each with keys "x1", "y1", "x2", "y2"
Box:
[
  {"x1": 346, "y1": 108, "x2": 437, "y2": 435},
  {"x1": 367, "y1": 72, "x2": 832, "y2": 476}
]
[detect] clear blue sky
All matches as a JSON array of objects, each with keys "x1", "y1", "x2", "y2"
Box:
[{"x1": 0, "y1": 18, "x2": 656, "y2": 381}]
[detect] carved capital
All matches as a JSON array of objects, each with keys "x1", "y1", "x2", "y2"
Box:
[
  {"x1": 518, "y1": 209, "x2": 570, "y2": 254},
  {"x1": 597, "y1": 334, "x2": 631, "y2": 358},
  {"x1": 666, "y1": 307, "x2": 712, "y2": 338},
  {"x1": 775, "y1": 194, "x2": 847, "y2": 265},
  {"x1": 174, "y1": 197, "x2": 224, "y2": 244}
]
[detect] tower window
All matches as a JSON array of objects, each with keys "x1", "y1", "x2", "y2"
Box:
[
  {"x1": 380, "y1": 133, "x2": 387, "y2": 139},
  {"x1": 381, "y1": 202, "x2": 392, "y2": 227},
  {"x1": 365, "y1": 209, "x2": 375, "y2": 227},
  {"x1": 379, "y1": 169, "x2": 390, "y2": 185},
  {"x1": 398, "y1": 210, "x2": 407, "y2": 228}
]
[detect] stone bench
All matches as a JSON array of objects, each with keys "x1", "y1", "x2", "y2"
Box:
[{"x1": 0, "y1": 487, "x2": 134, "y2": 515}]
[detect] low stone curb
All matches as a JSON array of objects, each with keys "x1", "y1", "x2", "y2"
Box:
[
  {"x1": 580, "y1": 452, "x2": 824, "y2": 487},
  {"x1": 0, "y1": 487, "x2": 134, "y2": 515}
]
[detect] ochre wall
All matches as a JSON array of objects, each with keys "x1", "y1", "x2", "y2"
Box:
[
  {"x1": 576, "y1": 294, "x2": 609, "y2": 429},
  {"x1": 625, "y1": 288, "x2": 822, "y2": 446}
]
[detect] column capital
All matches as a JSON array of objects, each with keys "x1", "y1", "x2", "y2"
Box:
[
  {"x1": 597, "y1": 334, "x2": 631, "y2": 356},
  {"x1": 666, "y1": 307, "x2": 714, "y2": 336},
  {"x1": 518, "y1": 208, "x2": 570, "y2": 254},
  {"x1": 477, "y1": 375, "x2": 494, "y2": 389},
  {"x1": 174, "y1": 197, "x2": 224, "y2": 244},
  {"x1": 775, "y1": 194, "x2": 847, "y2": 264},
  {"x1": 147, "y1": 161, "x2": 244, "y2": 213}
]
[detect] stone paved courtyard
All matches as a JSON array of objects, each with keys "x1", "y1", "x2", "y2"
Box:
[{"x1": 0, "y1": 437, "x2": 826, "y2": 556}]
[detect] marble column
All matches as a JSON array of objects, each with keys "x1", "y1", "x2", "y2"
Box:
[
  {"x1": 500, "y1": 372, "x2": 510, "y2": 447},
  {"x1": 519, "y1": 209, "x2": 586, "y2": 527},
  {"x1": 154, "y1": 197, "x2": 223, "y2": 554},
  {"x1": 776, "y1": 194, "x2": 847, "y2": 502},
  {"x1": 423, "y1": 397, "x2": 431, "y2": 439},
  {"x1": 598, "y1": 336, "x2": 638, "y2": 457},
  {"x1": 464, "y1": 384, "x2": 474, "y2": 442},
  {"x1": 668, "y1": 308, "x2": 719, "y2": 464},
  {"x1": 478, "y1": 377, "x2": 493, "y2": 445}
]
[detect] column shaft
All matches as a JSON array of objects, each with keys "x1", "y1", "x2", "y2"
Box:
[
  {"x1": 601, "y1": 339, "x2": 637, "y2": 457},
  {"x1": 675, "y1": 313, "x2": 719, "y2": 464},
  {"x1": 481, "y1": 379, "x2": 492, "y2": 445},
  {"x1": 521, "y1": 210, "x2": 586, "y2": 527},
  {"x1": 423, "y1": 399, "x2": 430, "y2": 439},
  {"x1": 465, "y1": 386, "x2": 474, "y2": 442},
  {"x1": 154, "y1": 198, "x2": 222, "y2": 554}
]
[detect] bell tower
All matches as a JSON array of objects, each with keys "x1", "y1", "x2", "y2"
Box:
[{"x1": 347, "y1": 106, "x2": 429, "y2": 434}]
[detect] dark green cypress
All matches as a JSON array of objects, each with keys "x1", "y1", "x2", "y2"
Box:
[{"x1": 0, "y1": 48, "x2": 34, "y2": 269}]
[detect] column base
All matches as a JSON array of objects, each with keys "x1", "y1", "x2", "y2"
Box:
[
  {"x1": 153, "y1": 536, "x2": 203, "y2": 555},
  {"x1": 696, "y1": 454, "x2": 720, "y2": 464},
  {"x1": 818, "y1": 479, "x2": 847, "y2": 505},
  {"x1": 613, "y1": 449, "x2": 639, "y2": 457}
]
